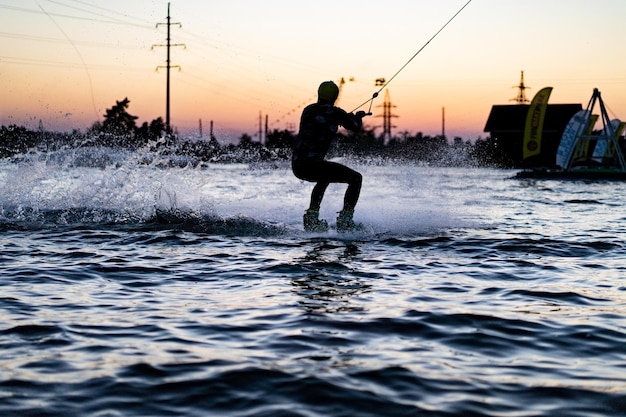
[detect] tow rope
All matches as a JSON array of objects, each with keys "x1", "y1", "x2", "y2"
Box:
[{"x1": 353, "y1": 0, "x2": 473, "y2": 114}]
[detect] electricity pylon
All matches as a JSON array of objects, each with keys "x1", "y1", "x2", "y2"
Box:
[
  {"x1": 511, "y1": 70, "x2": 530, "y2": 104},
  {"x1": 153, "y1": 2, "x2": 185, "y2": 134},
  {"x1": 376, "y1": 89, "x2": 398, "y2": 143}
]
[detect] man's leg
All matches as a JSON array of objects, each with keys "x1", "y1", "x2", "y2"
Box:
[
  {"x1": 306, "y1": 161, "x2": 362, "y2": 211},
  {"x1": 303, "y1": 181, "x2": 330, "y2": 232},
  {"x1": 343, "y1": 171, "x2": 362, "y2": 211},
  {"x1": 317, "y1": 162, "x2": 362, "y2": 231},
  {"x1": 309, "y1": 181, "x2": 329, "y2": 211},
  {"x1": 316, "y1": 161, "x2": 362, "y2": 211}
]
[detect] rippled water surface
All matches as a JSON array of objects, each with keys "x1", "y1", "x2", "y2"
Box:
[{"x1": 1, "y1": 155, "x2": 625, "y2": 416}]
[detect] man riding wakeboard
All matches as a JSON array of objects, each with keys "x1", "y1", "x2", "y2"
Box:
[{"x1": 291, "y1": 80, "x2": 369, "y2": 232}]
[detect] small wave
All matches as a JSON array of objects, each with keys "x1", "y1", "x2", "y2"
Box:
[
  {"x1": 0, "y1": 202, "x2": 292, "y2": 237},
  {"x1": 564, "y1": 199, "x2": 603, "y2": 204},
  {"x1": 0, "y1": 206, "x2": 147, "y2": 230},
  {"x1": 507, "y1": 289, "x2": 609, "y2": 305},
  {"x1": 3, "y1": 324, "x2": 62, "y2": 339},
  {"x1": 154, "y1": 208, "x2": 288, "y2": 237}
]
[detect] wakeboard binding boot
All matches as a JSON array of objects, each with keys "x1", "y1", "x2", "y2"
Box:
[
  {"x1": 303, "y1": 209, "x2": 329, "y2": 232},
  {"x1": 336, "y1": 209, "x2": 363, "y2": 233}
]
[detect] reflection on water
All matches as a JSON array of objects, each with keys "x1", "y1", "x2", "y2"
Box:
[{"x1": 292, "y1": 241, "x2": 372, "y2": 315}]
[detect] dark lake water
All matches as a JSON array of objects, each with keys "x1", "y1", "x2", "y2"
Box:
[{"x1": 1, "y1": 154, "x2": 625, "y2": 416}]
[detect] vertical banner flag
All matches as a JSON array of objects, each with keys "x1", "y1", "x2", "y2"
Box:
[
  {"x1": 523, "y1": 87, "x2": 553, "y2": 160},
  {"x1": 556, "y1": 110, "x2": 591, "y2": 169}
]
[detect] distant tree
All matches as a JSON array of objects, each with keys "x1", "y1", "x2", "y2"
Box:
[
  {"x1": 265, "y1": 129, "x2": 294, "y2": 149},
  {"x1": 149, "y1": 117, "x2": 166, "y2": 139},
  {"x1": 99, "y1": 97, "x2": 138, "y2": 137},
  {"x1": 238, "y1": 133, "x2": 254, "y2": 147},
  {"x1": 136, "y1": 122, "x2": 150, "y2": 141},
  {"x1": 208, "y1": 132, "x2": 220, "y2": 150},
  {"x1": 136, "y1": 117, "x2": 166, "y2": 143},
  {"x1": 0, "y1": 125, "x2": 38, "y2": 158}
]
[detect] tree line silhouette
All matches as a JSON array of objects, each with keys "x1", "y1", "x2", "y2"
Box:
[{"x1": 0, "y1": 98, "x2": 510, "y2": 167}]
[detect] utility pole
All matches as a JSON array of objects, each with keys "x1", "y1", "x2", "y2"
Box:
[
  {"x1": 376, "y1": 89, "x2": 398, "y2": 143},
  {"x1": 209, "y1": 120, "x2": 218, "y2": 145},
  {"x1": 442, "y1": 106, "x2": 445, "y2": 139},
  {"x1": 153, "y1": 2, "x2": 185, "y2": 135}
]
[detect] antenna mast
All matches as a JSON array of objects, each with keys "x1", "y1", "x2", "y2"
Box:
[{"x1": 154, "y1": 2, "x2": 185, "y2": 134}]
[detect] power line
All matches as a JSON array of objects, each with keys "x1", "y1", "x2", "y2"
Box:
[
  {"x1": 0, "y1": 55, "x2": 145, "y2": 72},
  {"x1": 36, "y1": 1, "x2": 98, "y2": 119},
  {"x1": 0, "y1": 31, "x2": 138, "y2": 49},
  {"x1": 352, "y1": 0, "x2": 473, "y2": 113},
  {"x1": 46, "y1": 0, "x2": 145, "y2": 26},
  {"x1": 0, "y1": 3, "x2": 151, "y2": 28},
  {"x1": 51, "y1": 0, "x2": 154, "y2": 25}
]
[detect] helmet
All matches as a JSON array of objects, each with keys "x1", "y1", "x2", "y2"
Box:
[{"x1": 318, "y1": 81, "x2": 339, "y2": 103}]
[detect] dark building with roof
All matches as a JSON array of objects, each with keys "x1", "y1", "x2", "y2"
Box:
[{"x1": 483, "y1": 103, "x2": 582, "y2": 167}]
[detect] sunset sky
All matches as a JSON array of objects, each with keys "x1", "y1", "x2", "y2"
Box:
[{"x1": 2, "y1": 0, "x2": 626, "y2": 143}]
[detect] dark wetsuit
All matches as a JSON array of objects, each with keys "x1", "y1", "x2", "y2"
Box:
[{"x1": 292, "y1": 101, "x2": 363, "y2": 210}]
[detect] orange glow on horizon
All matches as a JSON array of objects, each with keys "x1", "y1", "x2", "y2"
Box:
[{"x1": 2, "y1": 0, "x2": 626, "y2": 142}]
